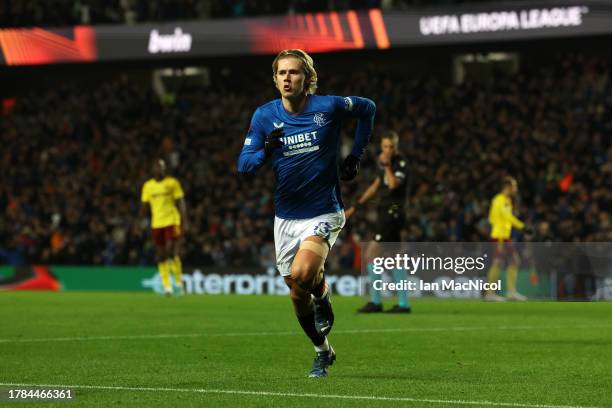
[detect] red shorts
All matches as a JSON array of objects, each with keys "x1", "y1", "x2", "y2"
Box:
[
  {"x1": 151, "y1": 225, "x2": 181, "y2": 248},
  {"x1": 491, "y1": 238, "x2": 517, "y2": 260}
]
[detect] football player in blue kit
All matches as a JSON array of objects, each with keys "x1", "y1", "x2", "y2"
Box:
[{"x1": 237, "y1": 49, "x2": 376, "y2": 378}]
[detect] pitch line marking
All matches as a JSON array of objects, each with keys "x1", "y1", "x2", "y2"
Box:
[
  {"x1": 0, "y1": 325, "x2": 610, "y2": 344},
  {"x1": 0, "y1": 383, "x2": 599, "y2": 408}
]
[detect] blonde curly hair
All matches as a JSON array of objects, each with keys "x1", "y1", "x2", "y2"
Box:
[{"x1": 272, "y1": 49, "x2": 318, "y2": 95}]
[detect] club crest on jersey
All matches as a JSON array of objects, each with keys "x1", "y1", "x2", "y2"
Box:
[
  {"x1": 313, "y1": 112, "x2": 326, "y2": 127},
  {"x1": 273, "y1": 121, "x2": 284, "y2": 129}
]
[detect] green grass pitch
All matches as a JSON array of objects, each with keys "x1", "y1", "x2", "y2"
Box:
[{"x1": 0, "y1": 292, "x2": 610, "y2": 407}]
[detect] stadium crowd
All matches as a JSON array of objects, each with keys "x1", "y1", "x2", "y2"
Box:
[
  {"x1": 1, "y1": 0, "x2": 517, "y2": 27},
  {"x1": 1, "y1": 53, "x2": 611, "y2": 267}
]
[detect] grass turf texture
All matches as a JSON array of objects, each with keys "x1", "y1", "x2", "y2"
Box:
[{"x1": 0, "y1": 292, "x2": 610, "y2": 408}]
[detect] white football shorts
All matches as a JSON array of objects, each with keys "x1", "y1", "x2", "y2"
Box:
[{"x1": 274, "y1": 210, "x2": 346, "y2": 277}]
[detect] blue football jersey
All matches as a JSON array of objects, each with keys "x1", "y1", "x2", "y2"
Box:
[{"x1": 238, "y1": 95, "x2": 375, "y2": 219}]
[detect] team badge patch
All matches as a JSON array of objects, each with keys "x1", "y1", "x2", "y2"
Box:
[
  {"x1": 344, "y1": 97, "x2": 353, "y2": 111},
  {"x1": 313, "y1": 221, "x2": 332, "y2": 240},
  {"x1": 313, "y1": 112, "x2": 326, "y2": 127}
]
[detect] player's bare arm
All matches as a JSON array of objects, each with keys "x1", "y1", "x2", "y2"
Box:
[{"x1": 345, "y1": 177, "x2": 380, "y2": 219}]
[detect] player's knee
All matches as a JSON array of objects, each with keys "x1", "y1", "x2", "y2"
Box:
[
  {"x1": 284, "y1": 276, "x2": 306, "y2": 296},
  {"x1": 290, "y1": 262, "x2": 319, "y2": 290}
]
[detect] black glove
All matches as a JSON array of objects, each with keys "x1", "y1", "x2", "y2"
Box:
[
  {"x1": 523, "y1": 225, "x2": 535, "y2": 237},
  {"x1": 340, "y1": 154, "x2": 360, "y2": 181},
  {"x1": 264, "y1": 129, "x2": 284, "y2": 157}
]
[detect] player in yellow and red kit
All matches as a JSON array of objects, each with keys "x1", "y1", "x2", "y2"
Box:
[
  {"x1": 140, "y1": 158, "x2": 187, "y2": 296},
  {"x1": 485, "y1": 176, "x2": 528, "y2": 301}
]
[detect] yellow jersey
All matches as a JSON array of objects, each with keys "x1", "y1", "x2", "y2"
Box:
[
  {"x1": 488, "y1": 193, "x2": 524, "y2": 240},
  {"x1": 141, "y1": 177, "x2": 184, "y2": 228}
]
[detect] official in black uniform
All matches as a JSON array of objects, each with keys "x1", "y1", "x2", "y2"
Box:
[{"x1": 345, "y1": 130, "x2": 411, "y2": 313}]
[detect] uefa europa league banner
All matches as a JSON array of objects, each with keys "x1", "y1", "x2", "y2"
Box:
[{"x1": 2, "y1": 2, "x2": 612, "y2": 66}]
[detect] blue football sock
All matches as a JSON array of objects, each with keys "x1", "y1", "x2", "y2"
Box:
[
  {"x1": 392, "y1": 268, "x2": 410, "y2": 308},
  {"x1": 367, "y1": 263, "x2": 381, "y2": 305}
]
